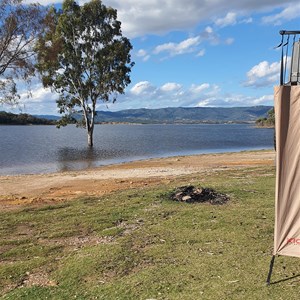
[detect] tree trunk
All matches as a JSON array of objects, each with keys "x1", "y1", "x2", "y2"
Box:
[
  {"x1": 87, "y1": 127, "x2": 94, "y2": 147},
  {"x1": 87, "y1": 101, "x2": 96, "y2": 148}
]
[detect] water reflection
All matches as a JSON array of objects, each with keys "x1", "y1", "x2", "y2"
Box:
[
  {"x1": 56, "y1": 146, "x2": 132, "y2": 172},
  {"x1": 57, "y1": 147, "x2": 98, "y2": 171}
]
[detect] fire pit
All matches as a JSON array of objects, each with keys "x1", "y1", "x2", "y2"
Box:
[{"x1": 170, "y1": 185, "x2": 229, "y2": 205}]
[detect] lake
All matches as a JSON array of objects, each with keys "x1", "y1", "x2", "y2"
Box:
[{"x1": 0, "y1": 124, "x2": 274, "y2": 175}]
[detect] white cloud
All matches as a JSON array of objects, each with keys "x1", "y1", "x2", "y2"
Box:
[
  {"x1": 137, "y1": 49, "x2": 147, "y2": 57},
  {"x1": 26, "y1": 0, "x2": 300, "y2": 38},
  {"x1": 130, "y1": 81, "x2": 155, "y2": 95},
  {"x1": 244, "y1": 59, "x2": 288, "y2": 87},
  {"x1": 262, "y1": 3, "x2": 300, "y2": 25},
  {"x1": 196, "y1": 49, "x2": 205, "y2": 57},
  {"x1": 204, "y1": 26, "x2": 213, "y2": 34},
  {"x1": 160, "y1": 83, "x2": 182, "y2": 93},
  {"x1": 189, "y1": 83, "x2": 210, "y2": 94},
  {"x1": 201, "y1": 26, "x2": 222, "y2": 46},
  {"x1": 136, "y1": 49, "x2": 150, "y2": 61},
  {"x1": 11, "y1": 78, "x2": 275, "y2": 114},
  {"x1": 1, "y1": 78, "x2": 59, "y2": 115},
  {"x1": 214, "y1": 12, "x2": 253, "y2": 28},
  {"x1": 16, "y1": 83, "x2": 59, "y2": 115},
  {"x1": 117, "y1": 80, "x2": 274, "y2": 110},
  {"x1": 241, "y1": 17, "x2": 253, "y2": 24},
  {"x1": 107, "y1": 80, "x2": 215, "y2": 110},
  {"x1": 152, "y1": 27, "x2": 232, "y2": 59},
  {"x1": 196, "y1": 93, "x2": 274, "y2": 107},
  {"x1": 215, "y1": 12, "x2": 237, "y2": 27},
  {"x1": 252, "y1": 94, "x2": 274, "y2": 105},
  {"x1": 106, "y1": 0, "x2": 299, "y2": 38},
  {"x1": 248, "y1": 61, "x2": 279, "y2": 78},
  {"x1": 153, "y1": 36, "x2": 201, "y2": 56}
]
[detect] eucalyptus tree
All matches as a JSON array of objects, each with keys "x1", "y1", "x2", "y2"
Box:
[
  {"x1": 0, "y1": 0, "x2": 45, "y2": 105},
  {"x1": 36, "y1": 0, "x2": 134, "y2": 147}
]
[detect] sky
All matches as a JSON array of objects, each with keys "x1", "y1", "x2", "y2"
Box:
[{"x1": 6, "y1": 0, "x2": 300, "y2": 115}]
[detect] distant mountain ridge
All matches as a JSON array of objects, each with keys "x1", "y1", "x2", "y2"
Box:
[{"x1": 35, "y1": 106, "x2": 273, "y2": 124}]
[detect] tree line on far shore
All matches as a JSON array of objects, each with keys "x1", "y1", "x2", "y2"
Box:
[
  {"x1": 0, "y1": 111, "x2": 55, "y2": 125},
  {"x1": 255, "y1": 108, "x2": 275, "y2": 128}
]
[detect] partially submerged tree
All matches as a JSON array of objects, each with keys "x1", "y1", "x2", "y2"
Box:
[
  {"x1": 36, "y1": 0, "x2": 134, "y2": 147},
  {"x1": 0, "y1": 0, "x2": 45, "y2": 105}
]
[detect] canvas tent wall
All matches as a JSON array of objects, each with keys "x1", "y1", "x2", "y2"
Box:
[
  {"x1": 274, "y1": 85, "x2": 300, "y2": 257},
  {"x1": 267, "y1": 30, "x2": 300, "y2": 285}
]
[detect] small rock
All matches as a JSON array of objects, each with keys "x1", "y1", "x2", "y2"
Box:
[
  {"x1": 194, "y1": 188, "x2": 203, "y2": 194},
  {"x1": 182, "y1": 195, "x2": 192, "y2": 202}
]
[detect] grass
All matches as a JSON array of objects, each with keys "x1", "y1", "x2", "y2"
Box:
[{"x1": 1, "y1": 166, "x2": 300, "y2": 299}]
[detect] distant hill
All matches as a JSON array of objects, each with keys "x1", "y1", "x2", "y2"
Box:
[
  {"x1": 34, "y1": 115, "x2": 61, "y2": 121},
  {"x1": 2, "y1": 106, "x2": 273, "y2": 125},
  {"x1": 90, "y1": 106, "x2": 273, "y2": 124}
]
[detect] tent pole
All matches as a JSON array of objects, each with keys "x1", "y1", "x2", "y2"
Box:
[{"x1": 266, "y1": 255, "x2": 276, "y2": 285}]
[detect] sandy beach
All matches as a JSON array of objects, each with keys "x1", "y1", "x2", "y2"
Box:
[{"x1": 0, "y1": 150, "x2": 275, "y2": 208}]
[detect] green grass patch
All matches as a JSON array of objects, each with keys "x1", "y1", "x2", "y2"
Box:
[{"x1": 1, "y1": 166, "x2": 300, "y2": 299}]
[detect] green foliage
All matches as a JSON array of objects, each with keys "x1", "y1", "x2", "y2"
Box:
[
  {"x1": 0, "y1": 111, "x2": 55, "y2": 125},
  {"x1": 256, "y1": 107, "x2": 275, "y2": 127},
  {"x1": 2, "y1": 164, "x2": 300, "y2": 299},
  {"x1": 36, "y1": 0, "x2": 134, "y2": 146},
  {"x1": 0, "y1": 0, "x2": 46, "y2": 105},
  {"x1": 267, "y1": 107, "x2": 275, "y2": 124},
  {"x1": 55, "y1": 114, "x2": 77, "y2": 128}
]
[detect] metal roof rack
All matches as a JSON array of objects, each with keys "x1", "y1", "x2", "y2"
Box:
[{"x1": 277, "y1": 30, "x2": 300, "y2": 85}]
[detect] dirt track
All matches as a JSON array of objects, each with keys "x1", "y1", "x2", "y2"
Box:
[{"x1": 0, "y1": 150, "x2": 275, "y2": 208}]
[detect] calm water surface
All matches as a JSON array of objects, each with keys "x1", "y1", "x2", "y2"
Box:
[{"x1": 0, "y1": 124, "x2": 274, "y2": 175}]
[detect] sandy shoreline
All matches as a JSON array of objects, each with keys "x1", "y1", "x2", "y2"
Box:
[{"x1": 0, "y1": 150, "x2": 275, "y2": 208}]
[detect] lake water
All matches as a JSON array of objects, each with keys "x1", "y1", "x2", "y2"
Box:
[{"x1": 0, "y1": 124, "x2": 274, "y2": 175}]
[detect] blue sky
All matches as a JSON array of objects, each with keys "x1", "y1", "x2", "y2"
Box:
[{"x1": 10, "y1": 0, "x2": 300, "y2": 114}]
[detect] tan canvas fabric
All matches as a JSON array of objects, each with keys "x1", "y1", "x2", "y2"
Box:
[{"x1": 274, "y1": 85, "x2": 300, "y2": 257}]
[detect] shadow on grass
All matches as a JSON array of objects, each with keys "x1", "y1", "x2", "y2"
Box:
[{"x1": 270, "y1": 274, "x2": 300, "y2": 285}]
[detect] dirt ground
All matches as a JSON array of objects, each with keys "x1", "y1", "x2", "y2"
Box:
[{"x1": 0, "y1": 150, "x2": 275, "y2": 208}]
